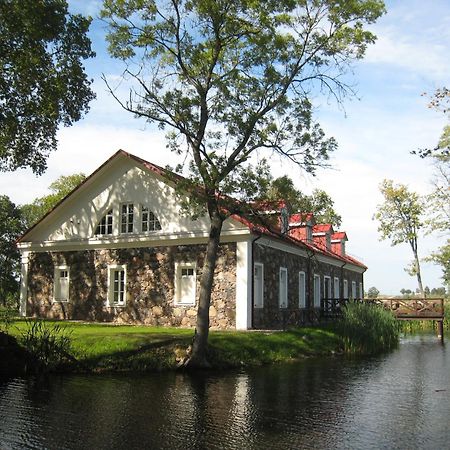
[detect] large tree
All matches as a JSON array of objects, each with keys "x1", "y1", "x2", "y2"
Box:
[
  {"x1": 0, "y1": 196, "x2": 25, "y2": 307},
  {"x1": 101, "y1": 0, "x2": 385, "y2": 367},
  {"x1": 374, "y1": 179, "x2": 425, "y2": 296},
  {"x1": 0, "y1": 0, "x2": 95, "y2": 174},
  {"x1": 21, "y1": 173, "x2": 86, "y2": 227}
]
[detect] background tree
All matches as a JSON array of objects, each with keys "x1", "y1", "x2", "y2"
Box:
[
  {"x1": 374, "y1": 179, "x2": 425, "y2": 295},
  {"x1": 0, "y1": 0, "x2": 95, "y2": 174},
  {"x1": 101, "y1": 0, "x2": 385, "y2": 367},
  {"x1": 260, "y1": 175, "x2": 342, "y2": 227},
  {"x1": 21, "y1": 173, "x2": 86, "y2": 227},
  {"x1": 0, "y1": 196, "x2": 25, "y2": 307},
  {"x1": 366, "y1": 286, "x2": 379, "y2": 298}
]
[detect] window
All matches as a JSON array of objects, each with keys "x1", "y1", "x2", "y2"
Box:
[
  {"x1": 334, "y1": 277, "x2": 340, "y2": 299},
  {"x1": 351, "y1": 281, "x2": 357, "y2": 299},
  {"x1": 121, "y1": 203, "x2": 134, "y2": 234},
  {"x1": 95, "y1": 209, "x2": 113, "y2": 235},
  {"x1": 359, "y1": 282, "x2": 363, "y2": 299},
  {"x1": 343, "y1": 279, "x2": 348, "y2": 299},
  {"x1": 298, "y1": 271, "x2": 306, "y2": 308},
  {"x1": 324, "y1": 276, "x2": 332, "y2": 299},
  {"x1": 142, "y1": 206, "x2": 162, "y2": 232},
  {"x1": 254, "y1": 263, "x2": 264, "y2": 308},
  {"x1": 175, "y1": 263, "x2": 196, "y2": 305},
  {"x1": 54, "y1": 266, "x2": 69, "y2": 302},
  {"x1": 313, "y1": 274, "x2": 321, "y2": 307},
  {"x1": 279, "y1": 267, "x2": 288, "y2": 308},
  {"x1": 107, "y1": 265, "x2": 127, "y2": 306}
]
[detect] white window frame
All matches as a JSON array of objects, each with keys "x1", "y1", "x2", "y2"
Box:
[
  {"x1": 120, "y1": 203, "x2": 134, "y2": 234},
  {"x1": 343, "y1": 279, "x2": 349, "y2": 299},
  {"x1": 141, "y1": 206, "x2": 162, "y2": 232},
  {"x1": 323, "y1": 276, "x2": 332, "y2": 299},
  {"x1": 359, "y1": 282, "x2": 363, "y2": 299},
  {"x1": 53, "y1": 265, "x2": 70, "y2": 302},
  {"x1": 175, "y1": 262, "x2": 197, "y2": 306},
  {"x1": 253, "y1": 263, "x2": 264, "y2": 308},
  {"x1": 298, "y1": 271, "x2": 306, "y2": 308},
  {"x1": 334, "y1": 277, "x2": 340, "y2": 299},
  {"x1": 107, "y1": 265, "x2": 127, "y2": 307},
  {"x1": 279, "y1": 267, "x2": 288, "y2": 309},
  {"x1": 313, "y1": 274, "x2": 321, "y2": 308},
  {"x1": 95, "y1": 209, "x2": 113, "y2": 236},
  {"x1": 351, "y1": 281, "x2": 357, "y2": 299}
]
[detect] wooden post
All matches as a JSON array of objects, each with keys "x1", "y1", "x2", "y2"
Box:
[{"x1": 437, "y1": 320, "x2": 444, "y2": 344}]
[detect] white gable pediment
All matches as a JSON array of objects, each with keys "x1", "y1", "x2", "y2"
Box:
[{"x1": 20, "y1": 151, "x2": 248, "y2": 246}]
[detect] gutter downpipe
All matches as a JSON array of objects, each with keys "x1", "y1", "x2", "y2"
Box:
[{"x1": 250, "y1": 232, "x2": 262, "y2": 329}]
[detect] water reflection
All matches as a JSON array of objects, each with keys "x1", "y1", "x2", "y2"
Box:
[{"x1": 1, "y1": 335, "x2": 449, "y2": 449}]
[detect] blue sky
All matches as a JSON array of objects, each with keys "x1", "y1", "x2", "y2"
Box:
[{"x1": 2, "y1": 0, "x2": 449, "y2": 294}]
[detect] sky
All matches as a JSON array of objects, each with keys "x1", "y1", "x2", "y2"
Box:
[{"x1": 1, "y1": 0, "x2": 449, "y2": 294}]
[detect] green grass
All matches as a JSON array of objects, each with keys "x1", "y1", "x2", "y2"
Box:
[{"x1": 9, "y1": 320, "x2": 341, "y2": 372}]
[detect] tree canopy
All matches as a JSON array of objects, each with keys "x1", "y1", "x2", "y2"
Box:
[
  {"x1": 21, "y1": 173, "x2": 86, "y2": 227},
  {"x1": 102, "y1": 0, "x2": 386, "y2": 367},
  {"x1": 0, "y1": 196, "x2": 25, "y2": 306},
  {"x1": 374, "y1": 179, "x2": 425, "y2": 294},
  {"x1": 259, "y1": 175, "x2": 342, "y2": 227},
  {"x1": 0, "y1": 0, "x2": 95, "y2": 174}
]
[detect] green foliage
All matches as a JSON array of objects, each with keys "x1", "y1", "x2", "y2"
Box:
[
  {"x1": 21, "y1": 320, "x2": 73, "y2": 371},
  {"x1": 426, "y1": 240, "x2": 450, "y2": 287},
  {"x1": 21, "y1": 172, "x2": 86, "y2": 227},
  {"x1": 0, "y1": 195, "x2": 26, "y2": 305},
  {"x1": 366, "y1": 286, "x2": 380, "y2": 298},
  {"x1": 258, "y1": 175, "x2": 342, "y2": 227},
  {"x1": 0, "y1": 306, "x2": 17, "y2": 333},
  {"x1": 374, "y1": 179, "x2": 425, "y2": 293},
  {"x1": 336, "y1": 301, "x2": 399, "y2": 354},
  {"x1": 0, "y1": 0, "x2": 95, "y2": 174}
]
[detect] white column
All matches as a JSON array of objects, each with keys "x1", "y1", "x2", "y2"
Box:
[
  {"x1": 236, "y1": 240, "x2": 252, "y2": 330},
  {"x1": 19, "y1": 251, "x2": 30, "y2": 317}
]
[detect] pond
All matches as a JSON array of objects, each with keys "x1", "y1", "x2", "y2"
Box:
[{"x1": 1, "y1": 334, "x2": 449, "y2": 449}]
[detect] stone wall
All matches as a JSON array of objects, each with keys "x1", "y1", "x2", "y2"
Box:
[
  {"x1": 27, "y1": 243, "x2": 237, "y2": 329},
  {"x1": 252, "y1": 243, "x2": 363, "y2": 329}
]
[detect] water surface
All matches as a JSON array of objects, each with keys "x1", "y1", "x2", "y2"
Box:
[{"x1": 1, "y1": 334, "x2": 449, "y2": 449}]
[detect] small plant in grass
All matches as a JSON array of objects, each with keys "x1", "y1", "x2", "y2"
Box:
[
  {"x1": 0, "y1": 306, "x2": 17, "y2": 334},
  {"x1": 21, "y1": 320, "x2": 74, "y2": 371},
  {"x1": 337, "y1": 301, "x2": 399, "y2": 355}
]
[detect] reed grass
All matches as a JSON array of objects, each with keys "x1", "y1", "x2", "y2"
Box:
[{"x1": 336, "y1": 301, "x2": 399, "y2": 355}]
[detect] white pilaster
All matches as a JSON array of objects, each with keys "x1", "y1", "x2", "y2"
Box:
[
  {"x1": 19, "y1": 251, "x2": 29, "y2": 317},
  {"x1": 236, "y1": 240, "x2": 252, "y2": 330}
]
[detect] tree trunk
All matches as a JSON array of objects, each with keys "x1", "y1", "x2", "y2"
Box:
[
  {"x1": 184, "y1": 209, "x2": 223, "y2": 369},
  {"x1": 414, "y1": 250, "x2": 425, "y2": 297}
]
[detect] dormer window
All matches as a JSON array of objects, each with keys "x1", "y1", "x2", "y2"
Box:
[
  {"x1": 121, "y1": 203, "x2": 134, "y2": 234},
  {"x1": 95, "y1": 209, "x2": 113, "y2": 235},
  {"x1": 141, "y1": 206, "x2": 161, "y2": 232}
]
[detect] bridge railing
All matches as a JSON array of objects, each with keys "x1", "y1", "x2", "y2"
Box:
[
  {"x1": 370, "y1": 298, "x2": 444, "y2": 319},
  {"x1": 319, "y1": 297, "x2": 445, "y2": 320}
]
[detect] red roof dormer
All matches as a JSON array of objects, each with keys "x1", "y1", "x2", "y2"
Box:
[
  {"x1": 288, "y1": 213, "x2": 316, "y2": 243},
  {"x1": 331, "y1": 231, "x2": 348, "y2": 256},
  {"x1": 312, "y1": 223, "x2": 334, "y2": 251}
]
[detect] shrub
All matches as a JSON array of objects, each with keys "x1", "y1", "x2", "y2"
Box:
[
  {"x1": 0, "y1": 306, "x2": 17, "y2": 333},
  {"x1": 21, "y1": 320, "x2": 73, "y2": 371},
  {"x1": 336, "y1": 301, "x2": 399, "y2": 354}
]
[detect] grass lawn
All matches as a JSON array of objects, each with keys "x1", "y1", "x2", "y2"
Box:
[{"x1": 9, "y1": 320, "x2": 342, "y2": 373}]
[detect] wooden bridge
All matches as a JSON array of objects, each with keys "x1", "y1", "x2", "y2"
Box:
[{"x1": 321, "y1": 297, "x2": 446, "y2": 342}]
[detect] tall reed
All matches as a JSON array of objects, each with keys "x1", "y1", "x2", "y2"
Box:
[{"x1": 336, "y1": 301, "x2": 399, "y2": 354}]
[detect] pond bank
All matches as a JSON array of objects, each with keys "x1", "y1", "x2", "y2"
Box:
[{"x1": 4, "y1": 322, "x2": 343, "y2": 375}]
